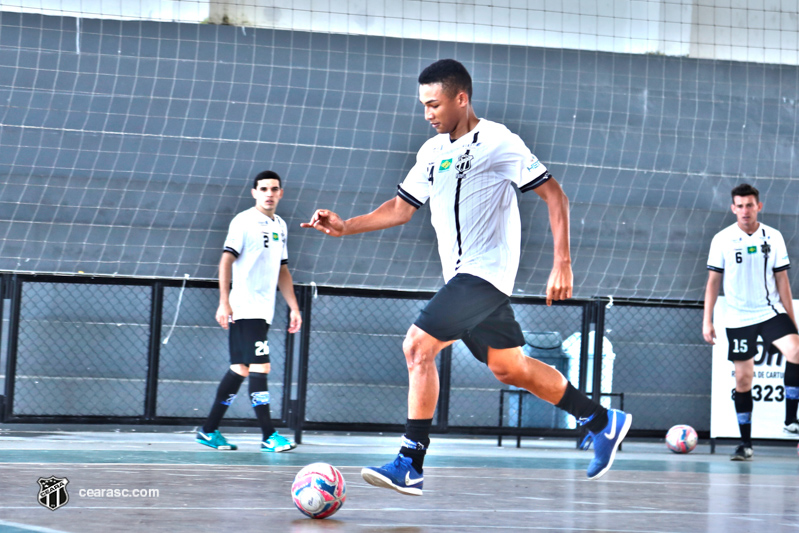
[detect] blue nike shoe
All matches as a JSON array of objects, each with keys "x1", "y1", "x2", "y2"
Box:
[
  {"x1": 361, "y1": 454, "x2": 423, "y2": 496},
  {"x1": 586, "y1": 409, "x2": 631, "y2": 480}
]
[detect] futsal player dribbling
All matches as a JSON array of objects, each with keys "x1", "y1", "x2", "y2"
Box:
[
  {"x1": 302, "y1": 59, "x2": 632, "y2": 495},
  {"x1": 703, "y1": 183, "x2": 799, "y2": 461},
  {"x1": 196, "y1": 171, "x2": 302, "y2": 453}
]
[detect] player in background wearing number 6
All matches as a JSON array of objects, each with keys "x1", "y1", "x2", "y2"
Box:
[
  {"x1": 196, "y1": 171, "x2": 302, "y2": 453},
  {"x1": 703, "y1": 183, "x2": 799, "y2": 461},
  {"x1": 302, "y1": 59, "x2": 631, "y2": 494}
]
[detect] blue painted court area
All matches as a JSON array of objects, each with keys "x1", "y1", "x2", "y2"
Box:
[{"x1": 0, "y1": 426, "x2": 797, "y2": 532}]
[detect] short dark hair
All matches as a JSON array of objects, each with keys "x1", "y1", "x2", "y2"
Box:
[
  {"x1": 253, "y1": 170, "x2": 281, "y2": 189},
  {"x1": 731, "y1": 183, "x2": 759, "y2": 202},
  {"x1": 418, "y1": 59, "x2": 473, "y2": 101}
]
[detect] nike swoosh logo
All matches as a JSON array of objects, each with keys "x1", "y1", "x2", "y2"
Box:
[
  {"x1": 405, "y1": 472, "x2": 424, "y2": 486},
  {"x1": 604, "y1": 411, "x2": 617, "y2": 440}
]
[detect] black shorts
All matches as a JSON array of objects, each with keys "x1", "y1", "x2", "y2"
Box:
[
  {"x1": 726, "y1": 313, "x2": 798, "y2": 361},
  {"x1": 229, "y1": 319, "x2": 271, "y2": 365},
  {"x1": 414, "y1": 273, "x2": 525, "y2": 364}
]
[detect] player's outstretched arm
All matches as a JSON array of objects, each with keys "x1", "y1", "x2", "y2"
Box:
[
  {"x1": 533, "y1": 178, "x2": 573, "y2": 305},
  {"x1": 301, "y1": 197, "x2": 416, "y2": 237},
  {"x1": 702, "y1": 271, "x2": 722, "y2": 344}
]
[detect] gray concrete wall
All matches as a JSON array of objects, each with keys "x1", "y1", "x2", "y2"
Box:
[{"x1": 2, "y1": 13, "x2": 798, "y2": 300}]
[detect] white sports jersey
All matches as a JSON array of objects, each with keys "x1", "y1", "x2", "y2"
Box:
[
  {"x1": 707, "y1": 222, "x2": 791, "y2": 328},
  {"x1": 223, "y1": 207, "x2": 288, "y2": 323},
  {"x1": 398, "y1": 119, "x2": 549, "y2": 295}
]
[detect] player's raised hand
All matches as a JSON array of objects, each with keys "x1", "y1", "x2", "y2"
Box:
[
  {"x1": 546, "y1": 262, "x2": 573, "y2": 306},
  {"x1": 300, "y1": 209, "x2": 345, "y2": 237}
]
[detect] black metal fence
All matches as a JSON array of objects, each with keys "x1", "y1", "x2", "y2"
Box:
[{"x1": 0, "y1": 273, "x2": 708, "y2": 442}]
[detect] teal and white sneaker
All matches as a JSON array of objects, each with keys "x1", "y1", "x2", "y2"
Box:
[
  {"x1": 261, "y1": 431, "x2": 296, "y2": 452},
  {"x1": 196, "y1": 429, "x2": 238, "y2": 450}
]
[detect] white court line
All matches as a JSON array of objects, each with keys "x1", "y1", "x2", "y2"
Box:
[
  {"x1": 0, "y1": 506, "x2": 793, "y2": 520},
  {"x1": 2, "y1": 464, "x2": 796, "y2": 490}
]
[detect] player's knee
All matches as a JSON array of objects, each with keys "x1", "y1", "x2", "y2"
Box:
[
  {"x1": 403, "y1": 330, "x2": 434, "y2": 369},
  {"x1": 230, "y1": 364, "x2": 249, "y2": 377},
  {"x1": 488, "y1": 352, "x2": 523, "y2": 386},
  {"x1": 249, "y1": 363, "x2": 270, "y2": 374},
  {"x1": 784, "y1": 339, "x2": 799, "y2": 363},
  {"x1": 736, "y1": 373, "x2": 754, "y2": 389}
]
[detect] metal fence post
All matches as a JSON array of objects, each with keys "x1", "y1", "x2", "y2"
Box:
[
  {"x1": 436, "y1": 345, "x2": 452, "y2": 432},
  {"x1": 591, "y1": 297, "x2": 607, "y2": 402},
  {"x1": 282, "y1": 295, "x2": 297, "y2": 428},
  {"x1": 144, "y1": 281, "x2": 164, "y2": 420},
  {"x1": 578, "y1": 301, "x2": 594, "y2": 394},
  {"x1": 3, "y1": 275, "x2": 21, "y2": 422},
  {"x1": 293, "y1": 285, "x2": 313, "y2": 445}
]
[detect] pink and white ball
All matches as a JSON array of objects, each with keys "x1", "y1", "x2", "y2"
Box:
[
  {"x1": 291, "y1": 463, "x2": 346, "y2": 519},
  {"x1": 665, "y1": 424, "x2": 698, "y2": 453}
]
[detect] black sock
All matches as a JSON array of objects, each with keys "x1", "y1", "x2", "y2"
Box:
[
  {"x1": 785, "y1": 362, "x2": 799, "y2": 425},
  {"x1": 202, "y1": 369, "x2": 245, "y2": 434},
  {"x1": 555, "y1": 382, "x2": 609, "y2": 433},
  {"x1": 399, "y1": 418, "x2": 432, "y2": 473},
  {"x1": 734, "y1": 389, "x2": 753, "y2": 445},
  {"x1": 249, "y1": 372, "x2": 276, "y2": 440}
]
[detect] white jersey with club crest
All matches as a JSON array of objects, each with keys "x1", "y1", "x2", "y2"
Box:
[
  {"x1": 397, "y1": 119, "x2": 549, "y2": 296},
  {"x1": 707, "y1": 222, "x2": 790, "y2": 328},
  {"x1": 223, "y1": 207, "x2": 289, "y2": 323}
]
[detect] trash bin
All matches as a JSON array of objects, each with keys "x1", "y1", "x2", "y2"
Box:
[{"x1": 506, "y1": 331, "x2": 569, "y2": 429}]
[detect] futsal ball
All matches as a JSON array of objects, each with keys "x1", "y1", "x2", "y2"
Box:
[
  {"x1": 665, "y1": 424, "x2": 698, "y2": 453},
  {"x1": 291, "y1": 463, "x2": 346, "y2": 519}
]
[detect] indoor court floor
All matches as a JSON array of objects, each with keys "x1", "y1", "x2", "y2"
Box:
[{"x1": 0, "y1": 426, "x2": 797, "y2": 533}]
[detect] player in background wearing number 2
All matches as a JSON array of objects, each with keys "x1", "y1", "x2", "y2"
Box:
[
  {"x1": 196, "y1": 171, "x2": 302, "y2": 452},
  {"x1": 302, "y1": 59, "x2": 631, "y2": 495},
  {"x1": 703, "y1": 183, "x2": 799, "y2": 461}
]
